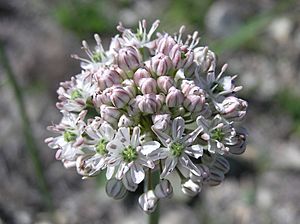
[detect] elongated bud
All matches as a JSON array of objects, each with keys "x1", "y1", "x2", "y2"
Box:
[
  {"x1": 110, "y1": 86, "x2": 131, "y2": 108},
  {"x1": 138, "y1": 77, "x2": 157, "y2": 94},
  {"x1": 93, "y1": 88, "x2": 114, "y2": 106},
  {"x1": 106, "y1": 178, "x2": 127, "y2": 200},
  {"x1": 138, "y1": 190, "x2": 158, "y2": 213},
  {"x1": 96, "y1": 68, "x2": 122, "y2": 91},
  {"x1": 150, "y1": 53, "x2": 173, "y2": 76},
  {"x1": 213, "y1": 156, "x2": 230, "y2": 174},
  {"x1": 166, "y1": 87, "x2": 184, "y2": 108},
  {"x1": 133, "y1": 68, "x2": 151, "y2": 85},
  {"x1": 118, "y1": 114, "x2": 134, "y2": 127},
  {"x1": 109, "y1": 36, "x2": 122, "y2": 52},
  {"x1": 117, "y1": 46, "x2": 141, "y2": 71},
  {"x1": 218, "y1": 96, "x2": 248, "y2": 121},
  {"x1": 136, "y1": 94, "x2": 162, "y2": 114},
  {"x1": 183, "y1": 94, "x2": 205, "y2": 112},
  {"x1": 122, "y1": 79, "x2": 136, "y2": 98},
  {"x1": 181, "y1": 80, "x2": 196, "y2": 96},
  {"x1": 208, "y1": 168, "x2": 224, "y2": 186},
  {"x1": 154, "y1": 179, "x2": 173, "y2": 199},
  {"x1": 169, "y1": 44, "x2": 182, "y2": 68},
  {"x1": 152, "y1": 113, "x2": 171, "y2": 131},
  {"x1": 181, "y1": 179, "x2": 201, "y2": 197},
  {"x1": 229, "y1": 128, "x2": 247, "y2": 155},
  {"x1": 157, "y1": 76, "x2": 174, "y2": 94},
  {"x1": 100, "y1": 105, "x2": 121, "y2": 125},
  {"x1": 156, "y1": 35, "x2": 176, "y2": 54}
]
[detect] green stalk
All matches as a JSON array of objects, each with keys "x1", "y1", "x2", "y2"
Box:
[
  {"x1": 146, "y1": 169, "x2": 160, "y2": 224},
  {"x1": 0, "y1": 43, "x2": 53, "y2": 210}
]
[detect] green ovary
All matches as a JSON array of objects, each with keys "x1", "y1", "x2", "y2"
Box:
[
  {"x1": 170, "y1": 142, "x2": 184, "y2": 157},
  {"x1": 70, "y1": 89, "x2": 82, "y2": 100},
  {"x1": 211, "y1": 128, "x2": 225, "y2": 142},
  {"x1": 63, "y1": 131, "x2": 77, "y2": 142},
  {"x1": 122, "y1": 145, "x2": 138, "y2": 163},
  {"x1": 96, "y1": 139, "x2": 108, "y2": 155}
]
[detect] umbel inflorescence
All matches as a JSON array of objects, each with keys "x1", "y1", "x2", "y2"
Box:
[{"x1": 45, "y1": 20, "x2": 247, "y2": 213}]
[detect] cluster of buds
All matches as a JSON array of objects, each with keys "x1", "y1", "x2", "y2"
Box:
[{"x1": 46, "y1": 20, "x2": 248, "y2": 213}]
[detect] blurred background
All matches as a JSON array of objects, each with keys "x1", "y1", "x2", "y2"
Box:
[{"x1": 0, "y1": 0, "x2": 300, "y2": 223}]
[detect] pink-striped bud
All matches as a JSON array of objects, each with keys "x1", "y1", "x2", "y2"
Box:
[
  {"x1": 109, "y1": 36, "x2": 122, "y2": 52},
  {"x1": 100, "y1": 105, "x2": 121, "y2": 125},
  {"x1": 138, "y1": 190, "x2": 158, "y2": 213},
  {"x1": 117, "y1": 46, "x2": 141, "y2": 71},
  {"x1": 154, "y1": 179, "x2": 173, "y2": 199},
  {"x1": 110, "y1": 86, "x2": 131, "y2": 108},
  {"x1": 122, "y1": 79, "x2": 136, "y2": 98},
  {"x1": 152, "y1": 114, "x2": 171, "y2": 131},
  {"x1": 118, "y1": 114, "x2": 134, "y2": 127},
  {"x1": 181, "y1": 80, "x2": 196, "y2": 96},
  {"x1": 96, "y1": 68, "x2": 122, "y2": 91},
  {"x1": 157, "y1": 76, "x2": 174, "y2": 94},
  {"x1": 93, "y1": 88, "x2": 114, "y2": 106},
  {"x1": 136, "y1": 94, "x2": 163, "y2": 114},
  {"x1": 156, "y1": 35, "x2": 176, "y2": 54},
  {"x1": 184, "y1": 94, "x2": 205, "y2": 112},
  {"x1": 150, "y1": 53, "x2": 173, "y2": 76},
  {"x1": 182, "y1": 51, "x2": 196, "y2": 77},
  {"x1": 166, "y1": 87, "x2": 184, "y2": 108},
  {"x1": 138, "y1": 77, "x2": 157, "y2": 94},
  {"x1": 169, "y1": 44, "x2": 182, "y2": 68},
  {"x1": 133, "y1": 68, "x2": 151, "y2": 85},
  {"x1": 218, "y1": 96, "x2": 248, "y2": 121}
]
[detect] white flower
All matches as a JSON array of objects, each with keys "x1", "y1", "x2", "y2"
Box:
[
  {"x1": 45, "y1": 111, "x2": 87, "y2": 162},
  {"x1": 78, "y1": 118, "x2": 116, "y2": 177},
  {"x1": 106, "y1": 127, "x2": 160, "y2": 191},
  {"x1": 151, "y1": 117, "x2": 204, "y2": 178},
  {"x1": 197, "y1": 115, "x2": 237, "y2": 155}
]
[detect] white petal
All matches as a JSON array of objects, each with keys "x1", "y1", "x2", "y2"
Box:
[
  {"x1": 106, "y1": 166, "x2": 115, "y2": 180},
  {"x1": 130, "y1": 127, "x2": 141, "y2": 148},
  {"x1": 182, "y1": 126, "x2": 202, "y2": 146},
  {"x1": 139, "y1": 154, "x2": 155, "y2": 169},
  {"x1": 151, "y1": 127, "x2": 171, "y2": 147},
  {"x1": 130, "y1": 163, "x2": 145, "y2": 184},
  {"x1": 100, "y1": 122, "x2": 115, "y2": 141},
  {"x1": 185, "y1": 145, "x2": 203, "y2": 159},
  {"x1": 122, "y1": 171, "x2": 138, "y2": 191},
  {"x1": 141, "y1": 141, "x2": 160, "y2": 155},
  {"x1": 172, "y1": 117, "x2": 185, "y2": 140},
  {"x1": 116, "y1": 162, "x2": 130, "y2": 180},
  {"x1": 116, "y1": 127, "x2": 130, "y2": 146},
  {"x1": 179, "y1": 155, "x2": 201, "y2": 177},
  {"x1": 161, "y1": 157, "x2": 178, "y2": 178}
]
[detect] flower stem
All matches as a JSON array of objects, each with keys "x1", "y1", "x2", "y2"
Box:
[{"x1": 147, "y1": 169, "x2": 160, "y2": 224}]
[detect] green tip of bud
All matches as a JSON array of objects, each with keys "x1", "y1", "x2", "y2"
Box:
[{"x1": 122, "y1": 145, "x2": 138, "y2": 163}]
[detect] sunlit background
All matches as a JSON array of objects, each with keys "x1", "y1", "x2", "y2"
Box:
[{"x1": 1, "y1": 0, "x2": 300, "y2": 223}]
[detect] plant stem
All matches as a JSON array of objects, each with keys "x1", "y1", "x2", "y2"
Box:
[
  {"x1": 0, "y1": 43, "x2": 53, "y2": 210},
  {"x1": 147, "y1": 169, "x2": 160, "y2": 224}
]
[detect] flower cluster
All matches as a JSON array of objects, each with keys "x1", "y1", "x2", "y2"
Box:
[{"x1": 46, "y1": 20, "x2": 248, "y2": 213}]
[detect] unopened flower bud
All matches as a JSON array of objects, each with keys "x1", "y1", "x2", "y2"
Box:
[
  {"x1": 157, "y1": 76, "x2": 174, "y2": 94},
  {"x1": 181, "y1": 179, "x2": 201, "y2": 197},
  {"x1": 218, "y1": 96, "x2": 248, "y2": 121},
  {"x1": 93, "y1": 88, "x2": 114, "y2": 106},
  {"x1": 181, "y1": 51, "x2": 195, "y2": 77},
  {"x1": 156, "y1": 35, "x2": 176, "y2": 54},
  {"x1": 138, "y1": 190, "x2": 158, "y2": 213},
  {"x1": 152, "y1": 114, "x2": 171, "y2": 131},
  {"x1": 136, "y1": 94, "x2": 162, "y2": 114},
  {"x1": 195, "y1": 47, "x2": 216, "y2": 73},
  {"x1": 184, "y1": 94, "x2": 205, "y2": 112},
  {"x1": 96, "y1": 68, "x2": 122, "y2": 91},
  {"x1": 166, "y1": 87, "x2": 184, "y2": 108},
  {"x1": 133, "y1": 68, "x2": 151, "y2": 85},
  {"x1": 110, "y1": 86, "x2": 131, "y2": 108},
  {"x1": 109, "y1": 36, "x2": 122, "y2": 52},
  {"x1": 100, "y1": 105, "x2": 121, "y2": 125},
  {"x1": 213, "y1": 156, "x2": 230, "y2": 174},
  {"x1": 117, "y1": 46, "x2": 141, "y2": 71},
  {"x1": 169, "y1": 44, "x2": 182, "y2": 68},
  {"x1": 76, "y1": 155, "x2": 92, "y2": 176},
  {"x1": 181, "y1": 80, "x2": 196, "y2": 96},
  {"x1": 106, "y1": 178, "x2": 127, "y2": 200},
  {"x1": 208, "y1": 168, "x2": 224, "y2": 186},
  {"x1": 229, "y1": 128, "x2": 247, "y2": 155},
  {"x1": 154, "y1": 179, "x2": 173, "y2": 199},
  {"x1": 139, "y1": 77, "x2": 157, "y2": 94},
  {"x1": 118, "y1": 114, "x2": 134, "y2": 127},
  {"x1": 150, "y1": 53, "x2": 173, "y2": 76},
  {"x1": 122, "y1": 79, "x2": 136, "y2": 98}
]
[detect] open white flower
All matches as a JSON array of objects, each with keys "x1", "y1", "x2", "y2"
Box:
[
  {"x1": 151, "y1": 117, "x2": 204, "y2": 178},
  {"x1": 78, "y1": 118, "x2": 116, "y2": 177},
  {"x1": 106, "y1": 127, "x2": 160, "y2": 191}
]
